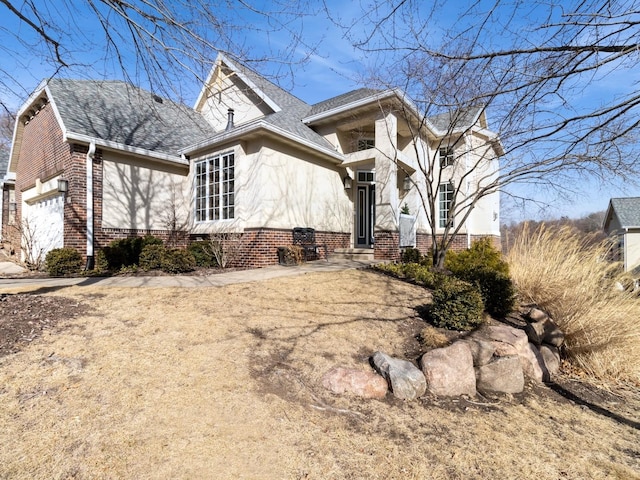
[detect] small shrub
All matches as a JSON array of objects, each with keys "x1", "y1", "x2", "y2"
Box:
[
  {"x1": 445, "y1": 237, "x2": 509, "y2": 276},
  {"x1": 466, "y1": 268, "x2": 516, "y2": 318},
  {"x1": 139, "y1": 244, "x2": 166, "y2": 271},
  {"x1": 401, "y1": 247, "x2": 422, "y2": 264},
  {"x1": 188, "y1": 241, "x2": 218, "y2": 267},
  {"x1": 279, "y1": 245, "x2": 304, "y2": 265},
  {"x1": 428, "y1": 277, "x2": 485, "y2": 331},
  {"x1": 161, "y1": 248, "x2": 196, "y2": 273},
  {"x1": 94, "y1": 249, "x2": 109, "y2": 273},
  {"x1": 45, "y1": 248, "x2": 83, "y2": 277},
  {"x1": 103, "y1": 235, "x2": 164, "y2": 269}
]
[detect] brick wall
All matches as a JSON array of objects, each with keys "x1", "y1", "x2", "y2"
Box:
[
  {"x1": 14, "y1": 102, "x2": 70, "y2": 227},
  {"x1": 416, "y1": 233, "x2": 502, "y2": 256},
  {"x1": 374, "y1": 231, "x2": 401, "y2": 261},
  {"x1": 191, "y1": 228, "x2": 351, "y2": 268}
]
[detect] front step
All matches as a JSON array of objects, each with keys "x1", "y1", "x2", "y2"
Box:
[{"x1": 329, "y1": 248, "x2": 375, "y2": 261}]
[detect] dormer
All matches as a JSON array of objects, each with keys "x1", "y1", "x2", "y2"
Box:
[{"x1": 194, "y1": 53, "x2": 282, "y2": 132}]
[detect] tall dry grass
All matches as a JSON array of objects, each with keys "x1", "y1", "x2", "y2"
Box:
[{"x1": 507, "y1": 224, "x2": 640, "y2": 384}]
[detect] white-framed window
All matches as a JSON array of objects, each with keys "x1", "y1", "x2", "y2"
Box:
[
  {"x1": 439, "y1": 182, "x2": 454, "y2": 228},
  {"x1": 357, "y1": 138, "x2": 375, "y2": 151},
  {"x1": 439, "y1": 146, "x2": 454, "y2": 168},
  {"x1": 195, "y1": 151, "x2": 235, "y2": 222}
]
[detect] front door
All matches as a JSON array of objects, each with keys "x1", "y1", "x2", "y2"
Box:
[{"x1": 355, "y1": 183, "x2": 375, "y2": 248}]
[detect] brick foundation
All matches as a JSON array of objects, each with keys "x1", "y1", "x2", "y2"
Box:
[
  {"x1": 416, "y1": 233, "x2": 502, "y2": 256},
  {"x1": 374, "y1": 231, "x2": 401, "y2": 261},
  {"x1": 192, "y1": 228, "x2": 351, "y2": 269}
]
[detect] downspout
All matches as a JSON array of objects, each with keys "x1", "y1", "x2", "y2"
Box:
[
  {"x1": 464, "y1": 135, "x2": 471, "y2": 249},
  {"x1": 85, "y1": 141, "x2": 96, "y2": 270}
]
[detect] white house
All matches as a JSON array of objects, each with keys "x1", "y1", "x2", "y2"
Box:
[{"x1": 3, "y1": 53, "x2": 502, "y2": 268}]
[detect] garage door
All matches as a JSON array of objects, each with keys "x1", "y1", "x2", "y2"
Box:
[{"x1": 23, "y1": 194, "x2": 64, "y2": 265}]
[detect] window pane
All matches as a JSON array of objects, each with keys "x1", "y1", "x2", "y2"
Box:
[{"x1": 195, "y1": 152, "x2": 235, "y2": 222}]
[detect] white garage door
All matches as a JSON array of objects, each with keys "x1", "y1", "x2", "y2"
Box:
[{"x1": 23, "y1": 194, "x2": 65, "y2": 264}]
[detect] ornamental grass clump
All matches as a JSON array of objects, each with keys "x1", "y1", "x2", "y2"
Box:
[{"x1": 507, "y1": 224, "x2": 640, "y2": 384}]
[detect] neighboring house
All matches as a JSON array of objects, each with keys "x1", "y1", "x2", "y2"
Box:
[
  {"x1": 603, "y1": 197, "x2": 640, "y2": 273},
  {"x1": 3, "y1": 53, "x2": 502, "y2": 268},
  {"x1": 0, "y1": 147, "x2": 16, "y2": 251}
]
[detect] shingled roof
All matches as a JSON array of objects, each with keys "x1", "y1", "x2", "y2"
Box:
[
  {"x1": 47, "y1": 79, "x2": 215, "y2": 155},
  {"x1": 606, "y1": 197, "x2": 640, "y2": 229},
  {"x1": 308, "y1": 88, "x2": 381, "y2": 117}
]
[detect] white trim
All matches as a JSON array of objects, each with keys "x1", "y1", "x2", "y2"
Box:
[
  {"x1": 181, "y1": 119, "x2": 344, "y2": 164},
  {"x1": 64, "y1": 132, "x2": 188, "y2": 166},
  {"x1": 302, "y1": 89, "x2": 398, "y2": 124},
  {"x1": 194, "y1": 53, "x2": 281, "y2": 114}
]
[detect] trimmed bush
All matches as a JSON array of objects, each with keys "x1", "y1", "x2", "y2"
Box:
[
  {"x1": 445, "y1": 238, "x2": 515, "y2": 318},
  {"x1": 45, "y1": 248, "x2": 83, "y2": 277},
  {"x1": 161, "y1": 248, "x2": 196, "y2": 273},
  {"x1": 139, "y1": 244, "x2": 166, "y2": 271},
  {"x1": 102, "y1": 235, "x2": 164, "y2": 270},
  {"x1": 187, "y1": 241, "x2": 217, "y2": 267},
  {"x1": 401, "y1": 247, "x2": 423, "y2": 264},
  {"x1": 428, "y1": 277, "x2": 485, "y2": 331},
  {"x1": 94, "y1": 249, "x2": 109, "y2": 273},
  {"x1": 445, "y1": 237, "x2": 509, "y2": 276},
  {"x1": 464, "y1": 267, "x2": 516, "y2": 318}
]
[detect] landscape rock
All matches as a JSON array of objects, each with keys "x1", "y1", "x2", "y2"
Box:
[
  {"x1": 322, "y1": 367, "x2": 388, "y2": 399},
  {"x1": 525, "y1": 318, "x2": 565, "y2": 347},
  {"x1": 471, "y1": 325, "x2": 529, "y2": 357},
  {"x1": 371, "y1": 352, "x2": 426, "y2": 401},
  {"x1": 520, "y1": 342, "x2": 546, "y2": 382},
  {"x1": 524, "y1": 307, "x2": 549, "y2": 323},
  {"x1": 475, "y1": 355, "x2": 525, "y2": 394},
  {"x1": 462, "y1": 338, "x2": 495, "y2": 367},
  {"x1": 420, "y1": 342, "x2": 477, "y2": 397},
  {"x1": 539, "y1": 345, "x2": 561, "y2": 376}
]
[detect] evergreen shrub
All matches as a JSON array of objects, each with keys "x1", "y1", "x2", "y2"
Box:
[{"x1": 45, "y1": 248, "x2": 83, "y2": 277}]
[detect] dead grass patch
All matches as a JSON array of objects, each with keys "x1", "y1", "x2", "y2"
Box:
[{"x1": 0, "y1": 269, "x2": 638, "y2": 479}]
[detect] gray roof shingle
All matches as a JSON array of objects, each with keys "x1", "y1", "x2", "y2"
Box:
[
  {"x1": 47, "y1": 79, "x2": 215, "y2": 155},
  {"x1": 609, "y1": 197, "x2": 640, "y2": 227},
  {"x1": 308, "y1": 88, "x2": 381, "y2": 117},
  {"x1": 428, "y1": 106, "x2": 483, "y2": 132}
]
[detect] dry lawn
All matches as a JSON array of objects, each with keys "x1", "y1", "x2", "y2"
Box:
[{"x1": 1, "y1": 269, "x2": 639, "y2": 479}]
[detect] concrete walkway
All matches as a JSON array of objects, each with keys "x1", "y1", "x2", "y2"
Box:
[{"x1": 0, "y1": 258, "x2": 380, "y2": 290}]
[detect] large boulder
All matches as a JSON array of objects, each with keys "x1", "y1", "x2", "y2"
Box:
[
  {"x1": 520, "y1": 342, "x2": 546, "y2": 382},
  {"x1": 321, "y1": 367, "x2": 388, "y2": 399},
  {"x1": 371, "y1": 352, "x2": 426, "y2": 401},
  {"x1": 539, "y1": 345, "x2": 561, "y2": 376},
  {"x1": 475, "y1": 355, "x2": 525, "y2": 394},
  {"x1": 461, "y1": 338, "x2": 495, "y2": 367},
  {"x1": 524, "y1": 318, "x2": 565, "y2": 347},
  {"x1": 471, "y1": 325, "x2": 529, "y2": 357},
  {"x1": 420, "y1": 342, "x2": 477, "y2": 397},
  {"x1": 524, "y1": 307, "x2": 549, "y2": 323}
]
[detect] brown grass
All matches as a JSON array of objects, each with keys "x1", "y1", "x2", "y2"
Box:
[
  {"x1": 0, "y1": 269, "x2": 639, "y2": 479},
  {"x1": 507, "y1": 224, "x2": 640, "y2": 384}
]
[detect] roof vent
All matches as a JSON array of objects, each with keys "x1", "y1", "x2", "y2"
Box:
[
  {"x1": 225, "y1": 108, "x2": 235, "y2": 131},
  {"x1": 152, "y1": 94, "x2": 163, "y2": 104}
]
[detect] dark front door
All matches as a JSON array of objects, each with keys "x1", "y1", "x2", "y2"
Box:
[{"x1": 356, "y1": 184, "x2": 375, "y2": 247}]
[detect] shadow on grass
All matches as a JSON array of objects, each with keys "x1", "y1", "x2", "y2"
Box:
[{"x1": 547, "y1": 382, "x2": 640, "y2": 431}]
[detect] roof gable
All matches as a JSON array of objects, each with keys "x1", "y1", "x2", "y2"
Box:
[{"x1": 605, "y1": 197, "x2": 640, "y2": 231}]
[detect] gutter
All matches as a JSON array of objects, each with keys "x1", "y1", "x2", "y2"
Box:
[{"x1": 180, "y1": 120, "x2": 344, "y2": 164}]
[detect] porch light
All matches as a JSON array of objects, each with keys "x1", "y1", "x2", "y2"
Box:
[
  {"x1": 57, "y1": 178, "x2": 69, "y2": 193},
  {"x1": 8, "y1": 202, "x2": 16, "y2": 213},
  {"x1": 403, "y1": 175, "x2": 412, "y2": 192},
  {"x1": 343, "y1": 174, "x2": 353, "y2": 190}
]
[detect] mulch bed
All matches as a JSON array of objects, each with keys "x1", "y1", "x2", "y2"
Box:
[{"x1": 0, "y1": 294, "x2": 89, "y2": 358}]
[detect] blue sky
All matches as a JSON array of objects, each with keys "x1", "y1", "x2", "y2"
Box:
[{"x1": 1, "y1": 0, "x2": 638, "y2": 222}]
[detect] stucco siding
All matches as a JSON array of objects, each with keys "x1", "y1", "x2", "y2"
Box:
[
  {"x1": 198, "y1": 68, "x2": 272, "y2": 131},
  {"x1": 101, "y1": 153, "x2": 189, "y2": 231},
  {"x1": 245, "y1": 141, "x2": 351, "y2": 231}
]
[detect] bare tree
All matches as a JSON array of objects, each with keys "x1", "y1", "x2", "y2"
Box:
[
  {"x1": 329, "y1": 0, "x2": 640, "y2": 265},
  {"x1": 0, "y1": 0, "x2": 319, "y2": 111}
]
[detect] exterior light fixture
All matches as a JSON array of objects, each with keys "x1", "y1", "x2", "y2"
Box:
[
  {"x1": 57, "y1": 178, "x2": 69, "y2": 193},
  {"x1": 343, "y1": 175, "x2": 353, "y2": 189},
  {"x1": 8, "y1": 202, "x2": 16, "y2": 213},
  {"x1": 403, "y1": 175, "x2": 412, "y2": 192}
]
